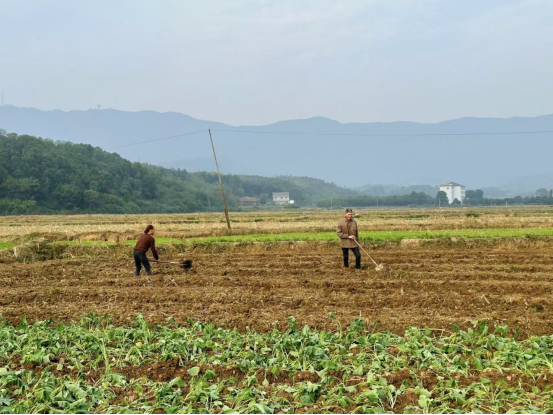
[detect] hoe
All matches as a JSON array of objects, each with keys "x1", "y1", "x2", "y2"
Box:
[
  {"x1": 149, "y1": 258, "x2": 193, "y2": 270},
  {"x1": 353, "y1": 239, "x2": 384, "y2": 272}
]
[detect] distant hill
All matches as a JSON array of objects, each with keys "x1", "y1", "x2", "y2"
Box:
[
  {"x1": 2, "y1": 106, "x2": 553, "y2": 189},
  {"x1": 0, "y1": 131, "x2": 357, "y2": 214}
]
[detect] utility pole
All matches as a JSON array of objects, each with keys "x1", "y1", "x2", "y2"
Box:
[{"x1": 208, "y1": 129, "x2": 231, "y2": 231}]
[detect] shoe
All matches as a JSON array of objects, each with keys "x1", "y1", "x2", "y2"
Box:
[
  {"x1": 146, "y1": 271, "x2": 152, "y2": 276},
  {"x1": 134, "y1": 271, "x2": 140, "y2": 276}
]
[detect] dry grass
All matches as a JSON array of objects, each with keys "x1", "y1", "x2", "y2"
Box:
[{"x1": 2, "y1": 206, "x2": 553, "y2": 243}]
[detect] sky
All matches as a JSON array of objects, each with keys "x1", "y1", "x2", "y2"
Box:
[{"x1": 1, "y1": 0, "x2": 553, "y2": 126}]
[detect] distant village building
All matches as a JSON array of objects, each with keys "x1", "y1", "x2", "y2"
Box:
[
  {"x1": 439, "y1": 182, "x2": 465, "y2": 204},
  {"x1": 272, "y1": 192, "x2": 290, "y2": 205},
  {"x1": 238, "y1": 197, "x2": 259, "y2": 206}
]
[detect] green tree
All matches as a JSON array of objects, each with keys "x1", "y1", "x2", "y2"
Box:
[
  {"x1": 56, "y1": 184, "x2": 83, "y2": 208},
  {"x1": 536, "y1": 188, "x2": 548, "y2": 197},
  {"x1": 0, "y1": 177, "x2": 40, "y2": 199},
  {"x1": 84, "y1": 189, "x2": 101, "y2": 209},
  {"x1": 436, "y1": 191, "x2": 449, "y2": 206}
]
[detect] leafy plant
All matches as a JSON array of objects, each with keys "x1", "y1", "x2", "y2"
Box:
[{"x1": 1, "y1": 314, "x2": 552, "y2": 413}]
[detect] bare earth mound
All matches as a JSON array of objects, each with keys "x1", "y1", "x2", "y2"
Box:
[{"x1": 1, "y1": 241, "x2": 552, "y2": 336}]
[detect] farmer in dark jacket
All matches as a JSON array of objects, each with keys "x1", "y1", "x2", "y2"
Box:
[
  {"x1": 337, "y1": 208, "x2": 361, "y2": 269},
  {"x1": 133, "y1": 225, "x2": 159, "y2": 276}
]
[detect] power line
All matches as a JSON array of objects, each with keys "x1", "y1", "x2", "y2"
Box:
[
  {"x1": 106, "y1": 129, "x2": 208, "y2": 150},
  {"x1": 211, "y1": 128, "x2": 553, "y2": 138},
  {"x1": 104, "y1": 127, "x2": 553, "y2": 150}
]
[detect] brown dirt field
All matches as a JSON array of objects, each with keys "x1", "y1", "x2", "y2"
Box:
[{"x1": 1, "y1": 240, "x2": 553, "y2": 336}]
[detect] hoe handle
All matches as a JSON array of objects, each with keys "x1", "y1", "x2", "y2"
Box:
[
  {"x1": 353, "y1": 239, "x2": 380, "y2": 267},
  {"x1": 148, "y1": 258, "x2": 180, "y2": 265}
]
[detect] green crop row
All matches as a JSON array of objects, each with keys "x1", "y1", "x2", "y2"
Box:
[
  {"x1": 1, "y1": 314, "x2": 552, "y2": 413},
  {"x1": 55, "y1": 238, "x2": 183, "y2": 247},
  {"x1": 3, "y1": 227, "x2": 553, "y2": 251},
  {"x1": 184, "y1": 227, "x2": 553, "y2": 244}
]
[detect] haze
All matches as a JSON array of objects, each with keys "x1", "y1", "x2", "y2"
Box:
[{"x1": 2, "y1": 0, "x2": 553, "y2": 126}]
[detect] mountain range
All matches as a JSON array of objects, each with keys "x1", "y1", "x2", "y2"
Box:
[{"x1": 1, "y1": 105, "x2": 553, "y2": 193}]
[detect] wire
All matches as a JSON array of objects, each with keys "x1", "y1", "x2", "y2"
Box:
[
  {"x1": 106, "y1": 129, "x2": 208, "y2": 150},
  {"x1": 211, "y1": 129, "x2": 553, "y2": 137},
  {"x1": 104, "y1": 127, "x2": 553, "y2": 150}
]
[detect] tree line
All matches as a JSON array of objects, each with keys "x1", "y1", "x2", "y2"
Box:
[{"x1": 319, "y1": 188, "x2": 553, "y2": 208}]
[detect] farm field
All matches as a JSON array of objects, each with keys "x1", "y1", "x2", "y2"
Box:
[
  {"x1": 2, "y1": 240, "x2": 553, "y2": 335},
  {"x1": 4, "y1": 206, "x2": 553, "y2": 243},
  {"x1": 2, "y1": 314, "x2": 553, "y2": 413},
  {"x1": 2, "y1": 207, "x2": 553, "y2": 413}
]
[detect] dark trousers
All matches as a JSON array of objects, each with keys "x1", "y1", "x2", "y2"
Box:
[
  {"x1": 133, "y1": 250, "x2": 151, "y2": 274},
  {"x1": 342, "y1": 247, "x2": 361, "y2": 269}
]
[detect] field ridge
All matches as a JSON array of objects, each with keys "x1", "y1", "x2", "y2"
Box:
[{"x1": 3, "y1": 226, "x2": 553, "y2": 250}]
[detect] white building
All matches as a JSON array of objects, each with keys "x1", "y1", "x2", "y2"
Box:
[
  {"x1": 273, "y1": 192, "x2": 290, "y2": 205},
  {"x1": 439, "y1": 182, "x2": 465, "y2": 204}
]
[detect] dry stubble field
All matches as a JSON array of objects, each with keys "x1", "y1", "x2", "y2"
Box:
[{"x1": 4, "y1": 206, "x2": 553, "y2": 243}]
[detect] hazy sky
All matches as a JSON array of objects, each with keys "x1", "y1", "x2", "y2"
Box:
[{"x1": 2, "y1": 0, "x2": 553, "y2": 125}]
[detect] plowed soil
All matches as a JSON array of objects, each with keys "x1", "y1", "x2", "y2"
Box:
[{"x1": 1, "y1": 240, "x2": 553, "y2": 336}]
